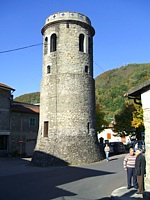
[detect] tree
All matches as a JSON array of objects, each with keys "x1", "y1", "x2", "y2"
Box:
[
  {"x1": 132, "y1": 104, "x2": 145, "y2": 140},
  {"x1": 96, "y1": 102, "x2": 108, "y2": 133},
  {"x1": 114, "y1": 101, "x2": 145, "y2": 139},
  {"x1": 113, "y1": 103, "x2": 136, "y2": 136},
  {"x1": 132, "y1": 104, "x2": 144, "y2": 128}
]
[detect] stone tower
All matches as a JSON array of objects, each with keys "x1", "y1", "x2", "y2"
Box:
[{"x1": 32, "y1": 12, "x2": 101, "y2": 166}]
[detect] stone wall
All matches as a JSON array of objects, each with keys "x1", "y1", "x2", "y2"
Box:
[
  {"x1": 9, "y1": 112, "x2": 39, "y2": 156},
  {"x1": 0, "y1": 86, "x2": 39, "y2": 156},
  {"x1": 32, "y1": 12, "x2": 101, "y2": 166},
  {"x1": 141, "y1": 89, "x2": 150, "y2": 191},
  {"x1": 0, "y1": 89, "x2": 11, "y2": 132}
]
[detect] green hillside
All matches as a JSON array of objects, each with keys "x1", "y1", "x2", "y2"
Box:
[
  {"x1": 14, "y1": 92, "x2": 40, "y2": 104},
  {"x1": 95, "y1": 63, "x2": 150, "y2": 122},
  {"x1": 14, "y1": 63, "x2": 150, "y2": 123}
]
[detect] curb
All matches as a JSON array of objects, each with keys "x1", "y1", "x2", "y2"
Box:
[{"x1": 111, "y1": 186, "x2": 143, "y2": 199}]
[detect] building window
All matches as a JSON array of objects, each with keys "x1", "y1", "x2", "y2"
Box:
[
  {"x1": 85, "y1": 65, "x2": 89, "y2": 73},
  {"x1": 0, "y1": 136, "x2": 7, "y2": 150},
  {"x1": 66, "y1": 23, "x2": 69, "y2": 28},
  {"x1": 47, "y1": 65, "x2": 51, "y2": 74},
  {"x1": 50, "y1": 33, "x2": 57, "y2": 52},
  {"x1": 44, "y1": 37, "x2": 48, "y2": 55},
  {"x1": 79, "y1": 34, "x2": 84, "y2": 52},
  {"x1": 44, "y1": 121, "x2": 49, "y2": 137},
  {"x1": 107, "y1": 133, "x2": 111, "y2": 140},
  {"x1": 87, "y1": 122, "x2": 90, "y2": 133},
  {"x1": 29, "y1": 117, "x2": 36, "y2": 127}
]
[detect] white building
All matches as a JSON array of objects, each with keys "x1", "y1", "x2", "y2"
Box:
[{"x1": 98, "y1": 127, "x2": 131, "y2": 145}]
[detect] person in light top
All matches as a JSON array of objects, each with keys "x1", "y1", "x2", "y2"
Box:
[
  {"x1": 104, "y1": 144, "x2": 110, "y2": 161},
  {"x1": 123, "y1": 148, "x2": 138, "y2": 189}
]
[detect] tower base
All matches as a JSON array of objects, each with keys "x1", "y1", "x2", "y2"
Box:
[{"x1": 31, "y1": 133, "x2": 104, "y2": 166}]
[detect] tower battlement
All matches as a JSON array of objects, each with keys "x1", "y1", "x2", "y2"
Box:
[{"x1": 45, "y1": 11, "x2": 91, "y2": 25}]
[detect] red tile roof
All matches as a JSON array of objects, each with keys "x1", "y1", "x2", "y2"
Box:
[
  {"x1": 0, "y1": 83, "x2": 15, "y2": 91},
  {"x1": 11, "y1": 102, "x2": 39, "y2": 114}
]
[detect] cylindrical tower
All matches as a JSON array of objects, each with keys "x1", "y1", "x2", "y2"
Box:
[{"x1": 32, "y1": 12, "x2": 101, "y2": 166}]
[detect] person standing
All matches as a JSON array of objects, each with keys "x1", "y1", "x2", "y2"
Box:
[
  {"x1": 135, "y1": 149, "x2": 146, "y2": 194},
  {"x1": 104, "y1": 143, "x2": 110, "y2": 161},
  {"x1": 123, "y1": 148, "x2": 138, "y2": 189},
  {"x1": 134, "y1": 141, "x2": 138, "y2": 151}
]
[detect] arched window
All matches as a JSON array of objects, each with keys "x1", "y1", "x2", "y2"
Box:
[
  {"x1": 47, "y1": 65, "x2": 51, "y2": 74},
  {"x1": 50, "y1": 34, "x2": 57, "y2": 52},
  {"x1": 79, "y1": 34, "x2": 84, "y2": 52},
  {"x1": 44, "y1": 37, "x2": 48, "y2": 55}
]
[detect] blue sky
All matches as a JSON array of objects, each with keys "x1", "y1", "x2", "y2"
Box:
[{"x1": 1, "y1": 0, "x2": 150, "y2": 97}]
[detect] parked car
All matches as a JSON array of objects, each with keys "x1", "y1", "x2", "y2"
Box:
[{"x1": 109, "y1": 142, "x2": 125, "y2": 154}]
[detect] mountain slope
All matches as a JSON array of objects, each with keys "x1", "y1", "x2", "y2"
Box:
[
  {"x1": 95, "y1": 63, "x2": 150, "y2": 122},
  {"x1": 14, "y1": 92, "x2": 40, "y2": 104}
]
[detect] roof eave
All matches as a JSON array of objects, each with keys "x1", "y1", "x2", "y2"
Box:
[{"x1": 126, "y1": 79, "x2": 150, "y2": 98}]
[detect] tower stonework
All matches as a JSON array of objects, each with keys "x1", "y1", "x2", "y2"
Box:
[{"x1": 32, "y1": 12, "x2": 101, "y2": 166}]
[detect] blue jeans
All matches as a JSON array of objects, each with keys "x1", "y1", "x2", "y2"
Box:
[
  {"x1": 127, "y1": 167, "x2": 138, "y2": 188},
  {"x1": 105, "y1": 152, "x2": 109, "y2": 161}
]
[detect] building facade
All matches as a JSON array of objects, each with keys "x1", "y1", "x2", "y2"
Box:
[
  {"x1": 98, "y1": 127, "x2": 131, "y2": 145},
  {"x1": 0, "y1": 83, "x2": 39, "y2": 157},
  {"x1": 32, "y1": 12, "x2": 101, "y2": 166},
  {"x1": 126, "y1": 79, "x2": 150, "y2": 197}
]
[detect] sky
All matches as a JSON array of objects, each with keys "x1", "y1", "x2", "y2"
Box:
[{"x1": 0, "y1": 0, "x2": 150, "y2": 98}]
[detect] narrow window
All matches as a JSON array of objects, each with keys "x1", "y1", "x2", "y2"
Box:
[
  {"x1": 85, "y1": 65, "x2": 88, "y2": 73},
  {"x1": 107, "y1": 133, "x2": 111, "y2": 140},
  {"x1": 44, "y1": 37, "x2": 48, "y2": 55},
  {"x1": 50, "y1": 33, "x2": 57, "y2": 52},
  {"x1": 44, "y1": 121, "x2": 48, "y2": 137},
  {"x1": 66, "y1": 23, "x2": 69, "y2": 28},
  {"x1": 47, "y1": 65, "x2": 51, "y2": 74},
  {"x1": 29, "y1": 117, "x2": 36, "y2": 127},
  {"x1": 79, "y1": 34, "x2": 84, "y2": 52},
  {"x1": 87, "y1": 122, "x2": 90, "y2": 133}
]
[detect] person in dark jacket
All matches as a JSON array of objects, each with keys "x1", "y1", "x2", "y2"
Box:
[{"x1": 135, "y1": 149, "x2": 146, "y2": 194}]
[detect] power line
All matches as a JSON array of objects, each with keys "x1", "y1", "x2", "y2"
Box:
[
  {"x1": 94, "y1": 61, "x2": 105, "y2": 72},
  {"x1": 0, "y1": 43, "x2": 105, "y2": 74},
  {"x1": 0, "y1": 43, "x2": 43, "y2": 54}
]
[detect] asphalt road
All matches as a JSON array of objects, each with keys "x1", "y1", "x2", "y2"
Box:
[{"x1": 0, "y1": 153, "x2": 127, "y2": 200}]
